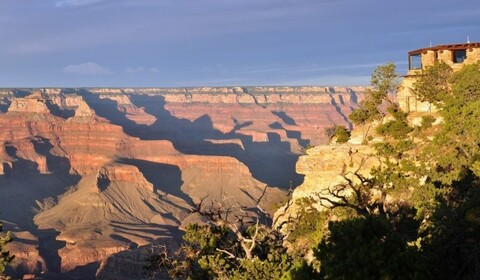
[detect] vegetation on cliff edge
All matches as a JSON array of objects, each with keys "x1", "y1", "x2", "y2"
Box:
[{"x1": 147, "y1": 61, "x2": 480, "y2": 279}]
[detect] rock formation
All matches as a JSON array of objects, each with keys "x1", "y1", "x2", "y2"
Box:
[{"x1": 0, "y1": 86, "x2": 365, "y2": 279}]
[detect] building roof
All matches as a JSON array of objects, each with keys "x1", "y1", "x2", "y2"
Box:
[{"x1": 409, "y1": 42, "x2": 480, "y2": 55}]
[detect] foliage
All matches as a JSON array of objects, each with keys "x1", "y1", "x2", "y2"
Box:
[
  {"x1": 349, "y1": 63, "x2": 399, "y2": 140},
  {"x1": 425, "y1": 89, "x2": 480, "y2": 184},
  {"x1": 376, "y1": 106, "x2": 412, "y2": 139},
  {"x1": 286, "y1": 200, "x2": 323, "y2": 243},
  {"x1": 323, "y1": 125, "x2": 336, "y2": 141},
  {"x1": 370, "y1": 62, "x2": 400, "y2": 104},
  {"x1": 414, "y1": 62, "x2": 480, "y2": 278},
  {"x1": 332, "y1": 126, "x2": 351, "y2": 143},
  {"x1": 413, "y1": 61, "x2": 453, "y2": 105},
  {"x1": 450, "y1": 61, "x2": 480, "y2": 101},
  {"x1": 419, "y1": 172, "x2": 480, "y2": 279},
  {"x1": 376, "y1": 119, "x2": 412, "y2": 139},
  {"x1": 281, "y1": 260, "x2": 318, "y2": 280},
  {"x1": 349, "y1": 95, "x2": 382, "y2": 125},
  {"x1": 316, "y1": 215, "x2": 421, "y2": 280},
  {"x1": 325, "y1": 125, "x2": 352, "y2": 144},
  {"x1": 0, "y1": 220, "x2": 14, "y2": 278},
  {"x1": 284, "y1": 198, "x2": 329, "y2": 257},
  {"x1": 148, "y1": 222, "x2": 296, "y2": 280},
  {"x1": 420, "y1": 115, "x2": 436, "y2": 129},
  {"x1": 230, "y1": 252, "x2": 291, "y2": 280}
]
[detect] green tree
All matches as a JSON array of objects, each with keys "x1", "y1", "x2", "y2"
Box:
[
  {"x1": 420, "y1": 115, "x2": 435, "y2": 129},
  {"x1": 333, "y1": 126, "x2": 351, "y2": 143},
  {"x1": 150, "y1": 223, "x2": 295, "y2": 280},
  {"x1": 450, "y1": 61, "x2": 480, "y2": 101},
  {"x1": 146, "y1": 197, "x2": 297, "y2": 280},
  {"x1": 349, "y1": 62, "x2": 400, "y2": 141},
  {"x1": 419, "y1": 172, "x2": 480, "y2": 280},
  {"x1": 370, "y1": 62, "x2": 400, "y2": 106},
  {"x1": 316, "y1": 215, "x2": 422, "y2": 280},
  {"x1": 412, "y1": 61, "x2": 453, "y2": 106},
  {"x1": 415, "y1": 60, "x2": 480, "y2": 279},
  {"x1": 0, "y1": 220, "x2": 14, "y2": 278}
]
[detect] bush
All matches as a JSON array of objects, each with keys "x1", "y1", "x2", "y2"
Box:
[
  {"x1": 421, "y1": 115, "x2": 436, "y2": 129},
  {"x1": 315, "y1": 215, "x2": 419, "y2": 280},
  {"x1": 376, "y1": 119, "x2": 412, "y2": 139},
  {"x1": 0, "y1": 221, "x2": 14, "y2": 278},
  {"x1": 333, "y1": 126, "x2": 351, "y2": 143},
  {"x1": 413, "y1": 61, "x2": 453, "y2": 105}
]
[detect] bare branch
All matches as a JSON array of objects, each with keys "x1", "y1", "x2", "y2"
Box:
[
  {"x1": 255, "y1": 185, "x2": 269, "y2": 214},
  {"x1": 248, "y1": 219, "x2": 260, "y2": 252},
  {"x1": 216, "y1": 248, "x2": 237, "y2": 259},
  {"x1": 272, "y1": 187, "x2": 295, "y2": 231}
]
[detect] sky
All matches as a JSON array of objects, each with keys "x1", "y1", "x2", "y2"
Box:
[{"x1": 0, "y1": 0, "x2": 479, "y2": 87}]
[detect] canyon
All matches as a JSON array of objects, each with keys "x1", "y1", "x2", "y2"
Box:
[{"x1": 0, "y1": 86, "x2": 365, "y2": 279}]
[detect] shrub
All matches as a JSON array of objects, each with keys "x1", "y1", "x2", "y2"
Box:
[
  {"x1": 0, "y1": 221, "x2": 14, "y2": 278},
  {"x1": 421, "y1": 115, "x2": 436, "y2": 129},
  {"x1": 333, "y1": 126, "x2": 351, "y2": 143}
]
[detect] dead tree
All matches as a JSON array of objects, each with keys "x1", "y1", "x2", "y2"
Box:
[{"x1": 190, "y1": 188, "x2": 271, "y2": 260}]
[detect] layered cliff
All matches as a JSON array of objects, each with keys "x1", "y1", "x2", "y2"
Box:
[{"x1": 0, "y1": 86, "x2": 365, "y2": 279}]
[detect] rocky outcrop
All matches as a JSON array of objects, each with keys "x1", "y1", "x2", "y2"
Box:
[
  {"x1": 99, "y1": 94, "x2": 156, "y2": 125},
  {"x1": 8, "y1": 98, "x2": 50, "y2": 114},
  {"x1": 273, "y1": 143, "x2": 379, "y2": 228},
  {"x1": 292, "y1": 144, "x2": 377, "y2": 200},
  {"x1": 5, "y1": 231, "x2": 47, "y2": 279}
]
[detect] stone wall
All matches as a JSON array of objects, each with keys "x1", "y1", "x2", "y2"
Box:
[
  {"x1": 466, "y1": 48, "x2": 480, "y2": 64},
  {"x1": 397, "y1": 76, "x2": 435, "y2": 113},
  {"x1": 399, "y1": 46, "x2": 480, "y2": 113}
]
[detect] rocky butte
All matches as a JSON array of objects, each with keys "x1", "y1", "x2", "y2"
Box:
[{"x1": 0, "y1": 86, "x2": 365, "y2": 279}]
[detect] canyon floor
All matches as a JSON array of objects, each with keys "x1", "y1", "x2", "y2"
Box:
[{"x1": 0, "y1": 86, "x2": 363, "y2": 279}]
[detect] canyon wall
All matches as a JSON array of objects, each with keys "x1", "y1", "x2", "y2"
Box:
[{"x1": 0, "y1": 86, "x2": 365, "y2": 279}]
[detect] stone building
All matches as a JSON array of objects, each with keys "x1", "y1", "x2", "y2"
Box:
[{"x1": 398, "y1": 42, "x2": 480, "y2": 112}]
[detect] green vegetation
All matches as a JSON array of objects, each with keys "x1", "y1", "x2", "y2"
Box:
[
  {"x1": 316, "y1": 215, "x2": 419, "y2": 280},
  {"x1": 376, "y1": 118, "x2": 409, "y2": 138},
  {"x1": 324, "y1": 125, "x2": 351, "y2": 143},
  {"x1": 147, "y1": 62, "x2": 480, "y2": 279},
  {"x1": 332, "y1": 126, "x2": 351, "y2": 143},
  {"x1": 0, "y1": 219, "x2": 13, "y2": 279},
  {"x1": 420, "y1": 115, "x2": 435, "y2": 129},
  {"x1": 145, "y1": 222, "x2": 298, "y2": 280},
  {"x1": 413, "y1": 61, "x2": 453, "y2": 105},
  {"x1": 349, "y1": 62, "x2": 400, "y2": 141}
]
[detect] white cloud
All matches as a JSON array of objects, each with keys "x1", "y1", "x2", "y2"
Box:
[
  {"x1": 55, "y1": 0, "x2": 106, "y2": 7},
  {"x1": 63, "y1": 62, "x2": 112, "y2": 75},
  {"x1": 125, "y1": 67, "x2": 160, "y2": 74}
]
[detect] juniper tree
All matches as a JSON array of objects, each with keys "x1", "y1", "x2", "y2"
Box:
[
  {"x1": 349, "y1": 62, "x2": 400, "y2": 141},
  {"x1": 0, "y1": 220, "x2": 14, "y2": 278}
]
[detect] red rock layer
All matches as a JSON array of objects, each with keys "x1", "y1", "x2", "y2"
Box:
[{"x1": 0, "y1": 89, "x2": 291, "y2": 277}]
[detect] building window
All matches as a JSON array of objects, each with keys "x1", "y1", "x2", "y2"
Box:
[
  {"x1": 409, "y1": 54, "x2": 422, "y2": 70},
  {"x1": 453, "y1": 49, "x2": 467, "y2": 63}
]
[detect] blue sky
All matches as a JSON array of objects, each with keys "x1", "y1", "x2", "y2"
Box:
[{"x1": 0, "y1": 0, "x2": 478, "y2": 87}]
